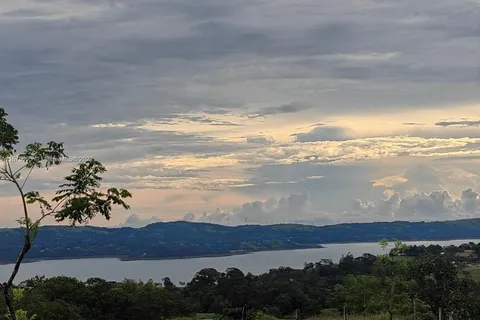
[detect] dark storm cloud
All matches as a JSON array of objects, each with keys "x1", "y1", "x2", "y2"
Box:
[
  {"x1": 13, "y1": 122, "x2": 248, "y2": 166},
  {"x1": 247, "y1": 104, "x2": 312, "y2": 118},
  {"x1": 0, "y1": 0, "x2": 478, "y2": 133}
]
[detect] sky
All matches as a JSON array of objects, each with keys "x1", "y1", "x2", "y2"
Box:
[{"x1": 0, "y1": 0, "x2": 479, "y2": 227}]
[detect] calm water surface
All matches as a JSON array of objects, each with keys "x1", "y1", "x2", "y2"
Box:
[{"x1": 1, "y1": 239, "x2": 478, "y2": 284}]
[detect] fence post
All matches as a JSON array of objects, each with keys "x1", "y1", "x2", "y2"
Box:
[
  {"x1": 438, "y1": 307, "x2": 442, "y2": 320},
  {"x1": 343, "y1": 304, "x2": 347, "y2": 320},
  {"x1": 241, "y1": 305, "x2": 246, "y2": 320},
  {"x1": 295, "y1": 309, "x2": 300, "y2": 320},
  {"x1": 413, "y1": 298, "x2": 416, "y2": 320},
  {"x1": 363, "y1": 294, "x2": 366, "y2": 318}
]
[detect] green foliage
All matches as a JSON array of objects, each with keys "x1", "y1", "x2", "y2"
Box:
[
  {"x1": 311, "y1": 315, "x2": 410, "y2": 320},
  {"x1": 221, "y1": 307, "x2": 254, "y2": 320},
  {"x1": 170, "y1": 314, "x2": 221, "y2": 320},
  {"x1": 7, "y1": 277, "x2": 192, "y2": 320},
  {"x1": 379, "y1": 238, "x2": 389, "y2": 251},
  {"x1": 370, "y1": 240, "x2": 431, "y2": 319},
  {"x1": 0, "y1": 108, "x2": 19, "y2": 156},
  {"x1": 409, "y1": 299, "x2": 436, "y2": 320},
  {"x1": 1, "y1": 245, "x2": 480, "y2": 319},
  {"x1": 334, "y1": 275, "x2": 383, "y2": 314},
  {"x1": 52, "y1": 159, "x2": 132, "y2": 225},
  {"x1": 252, "y1": 312, "x2": 280, "y2": 320},
  {"x1": 320, "y1": 308, "x2": 341, "y2": 317},
  {"x1": 3, "y1": 289, "x2": 37, "y2": 320},
  {"x1": 18, "y1": 141, "x2": 66, "y2": 169},
  {"x1": 4, "y1": 310, "x2": 36, "y2": 320},
  {"x1": 11, "y1": 289, "x2": 24, "y2": 301},
  {"x1": 0, "y1": 107, "x2": 131, "y2": 320}
]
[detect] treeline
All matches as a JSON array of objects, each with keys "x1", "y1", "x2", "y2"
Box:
[
  {"x1": 2, "y1": 242, "x2": 480, "y2": 320},
  {"x1": 4, "y1": 220, "x2": 480, "y2": 263}
]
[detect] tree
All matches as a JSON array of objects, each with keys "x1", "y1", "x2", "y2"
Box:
[
  {"x1": 408, "y1": 253, "x2": 466, "y2": 316},
  {"x1": 162, "y1": 277, "x2": 176, "y2": 291},
  {"x1": 0, "y1": 108, "x2": 132, "y2": 320},
  {"x1": 375, "y1": 239, "x2": 415, "y2": 320},
  {"x1": 3, "y1": 289, "x2": 36, "y2": 320},
  {"x1": 334, "y1": 275, "x2": 383, "y2": 315}
]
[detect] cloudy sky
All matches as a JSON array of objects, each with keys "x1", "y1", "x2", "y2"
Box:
[{"x1": 0, "y1": 0, "x2": 479, "y2": 227}]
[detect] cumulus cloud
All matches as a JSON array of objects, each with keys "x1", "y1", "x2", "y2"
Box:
[
  {"x1": 246, "y1": 136, "x2": 275, "y2": 144},
  {"x1": 120, "y1": 214, "x2": 163, "y2": 228},
  {"x1": 197, "y1": 190, "x2": 312, "y2": 225},
  {"x1": 182, "y1": 213, "x2": 196, "y2": 222},
  {"x1": 396, "y1": 191, "x2": 456, "y2": 219},
  {"x1": 372, "y1": 176, "x2": 408, "y2": 188},
  {"x1": 350, "y1": 193, "x2": 401, "y2": 218},
  {"x1": 403, "y1": 164, "x2": 441, "y2": 187},
  {"x1": 461, "y1": 188, "x2": 480, "y2": 214},
  {"x1": 195, "y1": 188, "x2": 480, "y2": 226},
  {"x1": 348, "y1": 188, "x2": 480, "y2": 221},
  {"x1": 381, "y1": 163, "x2": 480, "y2": 198},
  {"x1": 294, "y1": 126, "x2": 353, "y2": 142}
]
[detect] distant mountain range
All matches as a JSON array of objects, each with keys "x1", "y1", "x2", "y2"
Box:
[{"x1": 1, "y1": 219, "x2": 480, "y2": 264}]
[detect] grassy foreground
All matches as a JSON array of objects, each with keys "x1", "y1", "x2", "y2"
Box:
[
  {"x1": 308, "y1": 316, "x2": 407, "y2": 320},
  {"x1": 171, "y1": 313, "x2": 408, "y2": 320}
]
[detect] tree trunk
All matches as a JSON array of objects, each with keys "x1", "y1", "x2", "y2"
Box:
[{"x1": 4, "y1": 238, "x2": 31, "y2": 320}]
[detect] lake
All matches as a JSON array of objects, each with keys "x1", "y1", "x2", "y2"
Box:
[{"x1": 0, "y1": 239, "x2": 478, "y2": 285}]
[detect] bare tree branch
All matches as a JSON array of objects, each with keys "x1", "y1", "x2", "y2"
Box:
[{"x1": 20, "y1": 166, "x2": 34, "y2": 190}]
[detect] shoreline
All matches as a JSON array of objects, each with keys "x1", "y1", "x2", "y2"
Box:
[
  {"x1": 1, "y1": 237, "x2": 478, "y2": 266},
  {"x1": 0, "y1": 244, "x2": 324, "y2": 266}
]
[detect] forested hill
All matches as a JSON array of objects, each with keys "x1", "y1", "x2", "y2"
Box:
[{"x1": 2, "y1": 219, "x2": 480, "y2": 263}]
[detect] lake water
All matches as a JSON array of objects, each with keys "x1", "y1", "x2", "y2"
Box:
[{"x1": 1, "y1": 239, "x2": 478, "y2": 285}]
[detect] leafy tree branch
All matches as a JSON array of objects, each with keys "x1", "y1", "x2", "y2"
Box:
[{"x1": 0, "y1": 108, "x2": 132, "y2": 320}]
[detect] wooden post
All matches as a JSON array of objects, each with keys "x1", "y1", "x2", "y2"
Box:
[
  {"x1": 413, "y1": 298, "x2": 416, "y2": 320},
  {"x1": 241, "y1": 305, "x2": 246, "y2": 320},
  {"x1": 363, "y1": 294, "x2": 366, "y2": 318},
  {"x1": 295, "y1": 309, "x2": 300, "y2": 320},
  {"x1": 343, "y1": 304, "x2": 347, "y2": 320},
  {"x1": 438, "y1": 307, "x2": 442, "y2": 320}
]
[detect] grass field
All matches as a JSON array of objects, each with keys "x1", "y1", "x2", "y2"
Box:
[
  {"x1": 308, "y1": 316, "x2": 407, "y2": 320},
  {"x1": 171, "y1": 313, "x2": 409, "y2": 320},
  {"x1": 456, "y1": 250, "x2": 474, "y2": 257},
  {"x1": 171, "y1": 314, "x2": 221, "y2": 320},
  {"x1": 464, "y1": 264, "x2": 480, "y2": 282}
]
